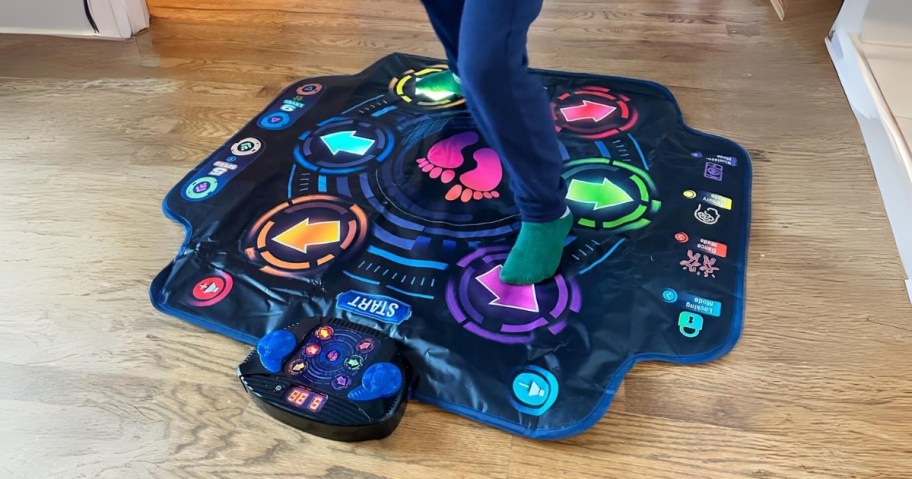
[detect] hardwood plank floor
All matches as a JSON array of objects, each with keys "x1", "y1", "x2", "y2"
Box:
[{"x1": 2, "y1": 1, "x2": 910, "y2": 477}]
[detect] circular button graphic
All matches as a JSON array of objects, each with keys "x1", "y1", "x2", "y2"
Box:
[
  {"x1": 552, "y1": 86, "x2": 637, "y2": 139},
  {"x1": 244, "y1": 195, "x2": 368, "y2": 277},
  {"x1": 287, "y1": 358, "x2": 308, "y2": 376},
  {"x1": 322, "y1": 346, "x2": 344, "y2": 365},
  {"x1": 366, "y1": 114, "x2": 520, "y2": 242},
  {"x1": 231, "y1": 137, "x2": 262, "y2": 156},
  {"x1": 303, "y1": 342, "x2": 320, "y2": 357},
  {"x1": 296, "y1": 83, "x2": 322, "y2": 96},
  {"x1": 184, "y1": 176, "x2": 219, "y2": 201},
  {"x1": 563, "y1": 158, "x2": 661, "y2": 233},
  {"x1": 446, "y1": 246, "x2": 581, "y2": 344},
  {"x1": 299, "y1": 335, "x2": 360, "y2": 385},
  {"x1": 332, "y1": 375, "x2": 352, "y2": 390},
  {"x1": 662, "y1": 288, "x2": 678, "y2": 303},
  {"x1": 510, "y1": 366, "x2": 559, "y2": 416},
  {"x1": 296, "y1": 118, "x2": 392, "y2": 175},
  {"x1": 513, "y1": 372, "x2": 550, "y2": 407},
  {"x1": 344, "y1": 355, "x2": 364, "y2": 371},
  {"x1": 314, "y1": 326, "x2": 334, "y2": 341},
  {"x1": 258, "y1": 112, "x2": 291, "y2": 130},
  {"x1": 390, "y1": 66, "x2": 465, "y2": 109},
  {"x1": 192, "y1": 277, "x2": 225, "y2": 301},
  {"x1": 188, "y1": 272, "x2": 233, "y2": 307},
  {"x1": 675, "y1": 232, "x2": 689, "y2": 243},
  {"x1": 356, "y1": 338, "x2": 376, "y2": 353}
]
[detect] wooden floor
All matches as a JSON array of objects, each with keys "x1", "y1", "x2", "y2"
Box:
[{"x1": 2, "y1": 0, "x2": 911, "y2": 477}]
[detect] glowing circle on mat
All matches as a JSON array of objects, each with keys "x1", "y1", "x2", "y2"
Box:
[
  {"x1": 296, "y1": 118, "x2": 392, "y2": 175},
  {"x1": 231, "y1": 137, "x2": 262, "y2": 156},
  {"x1": 244, "y1": 195, "x2": 367, "y2": 277},
  {"x1": 562, "y1": 158, "x2": 661, "y2": 232},
  {"x1": 296, "y1": 83, "x2": 322, "y2": 96},
  {"x1": 367, "y1": 115, "x2": 520, "y2": 241},
  {"x1": 390, "y1": 66, "x2": 465, "y2": 109},
  {"x1": 258, "y1": 112, "x2": 291, "y2": 130},
  {"x1": 551, "y1": 86, "x2": 637, "y2": 139},
  {"x1": 184, "y1": 176, "x2": 219, "y2": 200},
  {"x1": 446, "y1": 246, "x2": 581, "y2": 344}
]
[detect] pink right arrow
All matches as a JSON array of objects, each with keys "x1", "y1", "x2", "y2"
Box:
[{"x1": 560, "y1": 100, "x2": 617, "y2": 122}]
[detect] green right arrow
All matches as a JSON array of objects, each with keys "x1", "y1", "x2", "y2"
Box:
[{"x1": 567, "y1": 178, "x2": 634, "y2": 210}]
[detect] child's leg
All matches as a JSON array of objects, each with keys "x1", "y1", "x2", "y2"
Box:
[
  {"x1": 457, "y1": 0, "x2": 571, "y2": 284},
  {"x1": 419, "y1": 0, "x2": 465, "y2": 75}
]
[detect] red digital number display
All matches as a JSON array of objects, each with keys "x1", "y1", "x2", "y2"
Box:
[
  {"x1": 307, "y1": 395, "x2": 324, "y2": 411},
  {"x1": 286, "y1": 387, "x2": 310, "y2": 407},
  {"x1": 284, "y1": 386, "x2": 328, "y2": 413}
]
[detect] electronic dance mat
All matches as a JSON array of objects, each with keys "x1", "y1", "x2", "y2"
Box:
[{"x1": 150, "y1": 53, "x2": 752, "y2": 440}]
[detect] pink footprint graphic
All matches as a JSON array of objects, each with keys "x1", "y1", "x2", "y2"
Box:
[
  {"x1": 415, "y1": 132, "x2": 504, "y2": 203},
  {"x1": 416, "y1": 131, "x2": 478, "y2": 184},
  {"x1": 445, "y1": 147, "x2": 502, "y2": 202}
]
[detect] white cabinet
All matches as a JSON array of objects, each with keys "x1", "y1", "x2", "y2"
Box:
[
  {"x1": 828, "y1": 0, "x2": 912, "y2": 304},
  {"x1": 0, "y1": 0, "x2": 149, "y2": 39}
]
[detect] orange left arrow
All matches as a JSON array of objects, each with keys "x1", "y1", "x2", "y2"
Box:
[{"x1": 272, "y1": 218, "x2": 341, "y2": 253}]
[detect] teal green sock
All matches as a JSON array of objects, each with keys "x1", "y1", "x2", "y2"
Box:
[
  {"x1": 500, "y1": 210, "x2": 574, "y2": 285},
  {"x1": 415, "y1": 70, "x2": 462, "y2": 99}
]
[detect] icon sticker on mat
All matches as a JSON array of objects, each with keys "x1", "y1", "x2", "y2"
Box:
[
  {"x1": 678, "y1": 311, "x2": 704, "y2": 338},
  {"x1": 511, "y1": 366, "x2": 559, "y2": 416},
  {"x1": 188, "y1": 272, "x2": 233, "y2": 307},
  {"x1": 694, "y1": 204, "x2": 721, "y2": 225},
  {"x1": 679, "y1": 250, "x2": 720, "y2": 278},
  {"x1": 231, "y1": 137, "x2": 262, "y2": 156},
  {"x1": 184, "y1": 177, "x2": 219, "y2": 200},
  {"x1": 704, "y1": 162, "x2": 724, "y2": 181}
]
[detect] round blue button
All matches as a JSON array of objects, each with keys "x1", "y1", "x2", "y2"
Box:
[
  {"x1": 509, "y1": 366, "x2": 559, "y2": 416},
  {"x1": 512, "y1": 372, "x2": 550, "y2": 407},
  {"x1": 258, "y1": 112, "x2": 291, "y2": 130},
  {"x1": 347, "y1": 362, "x2": 403, "y2": 402},
  {"x1": 257, "y1": 330, "x2": 298, "y2": 373}
]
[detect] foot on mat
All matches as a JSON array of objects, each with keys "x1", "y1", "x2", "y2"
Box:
[
  {"x1": 500, "y1": 210, "x2": 574, "y2": 285},
  {"x1": 415, "y1": 70, "x2": 462, "y2": 99}
]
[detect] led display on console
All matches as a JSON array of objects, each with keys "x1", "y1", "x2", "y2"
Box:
[{"x1": 285, "y1": 386, "x2": 328, "y2": 413}]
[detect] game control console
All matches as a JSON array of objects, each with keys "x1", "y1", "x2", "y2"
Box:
[{"x1": 238, "y1": 317, "x2": 411, "y2": 441}]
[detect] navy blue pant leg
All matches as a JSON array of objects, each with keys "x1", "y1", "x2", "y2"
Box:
[
  {"x1": 419, "y1": 0, "x2": 465, "y2": 75},
  {"x1": 420, "y1": 0, "x2": 568, "y2": 223}
]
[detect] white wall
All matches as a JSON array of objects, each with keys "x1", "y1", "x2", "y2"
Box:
[
  {"x1": 0, "y1": 0, "x2": 149, "y2": 39},
  {"x1": 861, "y1": 0, "x2": 912, "y2": 46}
]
